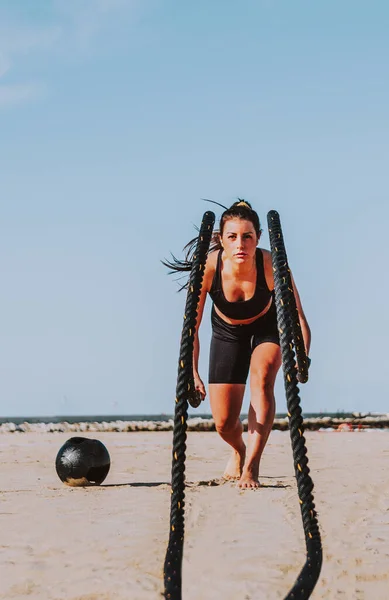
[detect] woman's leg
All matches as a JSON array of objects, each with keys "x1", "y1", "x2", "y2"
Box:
[
  {"x1": 239, "y1": 342, "x2": 281, "y2": 488},
  {"x1": 208, "y1": 321, "x2": 251, "y2": 479},
  {"x1": 209, "y1": 383, "x2": 246, "y2": 479}
]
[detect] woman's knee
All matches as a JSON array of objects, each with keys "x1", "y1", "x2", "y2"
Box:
[
  {"x1": 214, "y1": 415, "x2": 240, "y2": 435},
  {"x1": 250, "y1": 369, "x2": 277, "y2": 394}
]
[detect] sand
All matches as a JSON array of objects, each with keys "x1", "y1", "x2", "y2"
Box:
[{"x1": 0, "y1": 430, "x2": 388, "y2": 599}]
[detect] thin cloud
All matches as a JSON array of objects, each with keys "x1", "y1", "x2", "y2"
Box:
[
  {"x1": 0, "y1": 82, "x2": 45, "y2": 108},
  {"x1": 0, "y1": 24, "x2": 61, "y2": 56},
  {"x1": 0, "y1": 13, "x2": 60, "y2": 109},
  {"x1": 0, "y1": 0, "x2": 140, "y2": 108},
  {"x1": 53, "y1": 0, "x2": 140, "y2": 52},
  {"x1": 0, "y1": 54, "x2": 11, "y2": 78}
]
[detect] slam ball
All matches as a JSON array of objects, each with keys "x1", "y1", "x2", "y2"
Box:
[{"x1": 55, "y1": 437, "x2": 110, "y2": 486}]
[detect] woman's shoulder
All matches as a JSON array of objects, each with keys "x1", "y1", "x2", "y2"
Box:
[
  {"x1": 257, "y1": 246, "x2": 272, "y2": 271},
  {"x1": 204, "y1": 249, "x2": 218, "y2": 275},
  {"x1": 202, "y1": 250, "x2": 218, "y2": 290},
  {"x1": 257, "y1": 247, "x2": 274, "y2": 288},
  {"x1": 257, "y1": 247, "x2": 272, "y2": 264},
  {"x1": 206, "y1": 249, "x2": 219, "y2": 266}
]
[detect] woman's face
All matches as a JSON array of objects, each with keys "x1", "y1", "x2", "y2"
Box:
[{"x1": 220, "y1": 218, "x2": 259, "y2": 263}]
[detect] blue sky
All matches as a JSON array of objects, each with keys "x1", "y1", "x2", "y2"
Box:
[{"x1": 0, "y1": 0, "x2": 388, "y2": 416}]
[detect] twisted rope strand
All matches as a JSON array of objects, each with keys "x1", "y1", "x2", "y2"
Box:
[
  {"x1": 267, "y1": 210, "x2": 322, "y2": 599},
  {"x1": 163, "y1": 211, "x2": 215, "y2": 600}
]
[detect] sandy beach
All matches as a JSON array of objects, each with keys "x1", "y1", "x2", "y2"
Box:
[{"x1": 1, "y1": 430, "x2": 388, "y2": 600}]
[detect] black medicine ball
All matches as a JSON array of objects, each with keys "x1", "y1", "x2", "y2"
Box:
[{"x1": 55, "y1": 437, "x2": 110, "y2": 486}]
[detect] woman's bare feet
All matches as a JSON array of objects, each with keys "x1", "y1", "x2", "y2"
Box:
[
  {"x1": 223, "y1": 447, "x2": 246, "y2": 480},
  {"x1": 238, "y1": 463, "x2": 260, "y2": 489}
]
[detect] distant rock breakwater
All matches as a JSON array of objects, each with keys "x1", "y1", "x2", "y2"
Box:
[{"x1": 1, "y1": 415, "x2": 389, "y2": 433}]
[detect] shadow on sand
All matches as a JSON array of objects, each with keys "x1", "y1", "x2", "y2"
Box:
[{"x1": 100, "y1": 478, "x2": 290, "y2": 489}]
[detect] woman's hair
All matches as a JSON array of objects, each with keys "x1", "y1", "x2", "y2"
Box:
[{"x1": 162, "y1": 199, "x2": 262, "y2": 289}]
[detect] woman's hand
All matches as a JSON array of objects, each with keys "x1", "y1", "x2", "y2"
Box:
[
  {"x1": 194, "y1": 373, "x2": 206, "y2": 400},
  {"x1": 296, "y1": 356, "x2": 311, "y2": 383}
]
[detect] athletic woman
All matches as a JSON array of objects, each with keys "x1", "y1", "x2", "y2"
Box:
[{"x1": 165, "y1": 200, "x2": 310, "y2": 488}]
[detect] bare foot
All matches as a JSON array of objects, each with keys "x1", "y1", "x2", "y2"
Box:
[
  {"x1": 238, "y1": 465, "x2": 260, "y2": 489},
  {"x1": 223, "y1": 448, "x2": 246, "y2": 480}
]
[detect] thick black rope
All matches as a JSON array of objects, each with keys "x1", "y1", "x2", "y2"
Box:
[
  {"x1": 163, "y1": 211, "x2": 215, "y2": 600},
  {"x1": 267, "y1": 210, "x2": 322, "y2": 599},
  {"x1": 287, "y1": 281, "x2": 310, "y2": 385}
]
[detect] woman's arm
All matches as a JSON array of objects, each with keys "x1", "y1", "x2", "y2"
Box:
[
  {"x1": 192, "y1": 253, "x2": 217, "y2": 398},
  {"x1": 193, "y1": 257, "x2": 213, "y2": 375},
  {"x1": 263, "y1": 249, "x2": 311, "y2": 355},
  {"x1": 290, "y1": 272, "x2": 311, "y2": 355},
  {"x1": 193, "y1": 300, "x2": 205, "y2": 376}
]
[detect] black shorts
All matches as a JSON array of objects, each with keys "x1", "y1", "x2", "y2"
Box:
[{"x1": 208, "y1": 301, "x2": 280, "y2": 384}]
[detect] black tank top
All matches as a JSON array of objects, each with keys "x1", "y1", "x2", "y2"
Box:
[{"x1": 209, "y1": 248, "x2": 272, "y2": 320}]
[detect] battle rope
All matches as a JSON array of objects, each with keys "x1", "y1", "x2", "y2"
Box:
[
  {"x1": 267, "y1": 210, "x2": 322, "y2": 599},
  {"x1": 163, "y1": 211, "x2": 215, "y2": 600}
]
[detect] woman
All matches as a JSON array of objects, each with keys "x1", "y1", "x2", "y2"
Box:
[{"x1": 166, "y1": 200, "x2": 310, "y2": 488}]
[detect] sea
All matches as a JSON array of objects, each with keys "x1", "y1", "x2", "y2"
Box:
[{"x1": 0, "y1": 412, "x2": 365, "y2": 425}]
